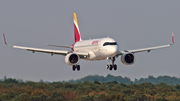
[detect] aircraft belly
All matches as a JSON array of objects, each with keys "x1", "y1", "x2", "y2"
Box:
[{"x1": 93, "y1": 50, "x2": 102, "y2": 59}]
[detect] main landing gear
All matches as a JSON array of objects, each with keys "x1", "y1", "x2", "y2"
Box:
[
  {"x1": 106, "y1": 57, "x2": 117, "y2": 71},
  {"x1": 72, "y1": 65, "x2": 80, "y2": 71}
]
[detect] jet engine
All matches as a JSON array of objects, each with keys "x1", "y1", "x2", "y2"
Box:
[
  {"x1": 65, "y1": 53, "x2": 80, "y2": 66},
  {"x1": 121, "y1": 53, "x2": 135, "y2": 65}
]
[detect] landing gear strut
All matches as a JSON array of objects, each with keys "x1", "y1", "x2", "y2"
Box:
[
  {"x1": 72, "y1": 65, "x2": 80, "y2": 71},
  {"x1": 106, "y1": 57, "x2": 117, "y2": 71}
]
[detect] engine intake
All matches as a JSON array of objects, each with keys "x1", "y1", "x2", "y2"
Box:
[
  {"x1": 65, "y1": 53, "x2": 80, "y2": 66},
  {"x1": 121, "y1": 53, "x2": 135, "y2": 65}
]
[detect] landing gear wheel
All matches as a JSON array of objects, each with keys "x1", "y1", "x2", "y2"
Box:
[
  {"x1": 72, "y1": 65, "x2": 76, "y2": 71},
  {"x1": 109, "y1": 65, "x2": 113, "y2": 71},
  {"x1": 114, "y1": 64, "x2": 117, "y2": 70},
  {"x1": 106, "y1": 65, "x2": 109, "y2": 69},
  {"x1": 72, "y1": 65, "x2": 80, "y2": 71},
  {"x1": 106, "y1": 57, "x2": 118, "y2": 71},
  {"x1": 77, "y1": 65, "x2": 80, "y2": 71}
]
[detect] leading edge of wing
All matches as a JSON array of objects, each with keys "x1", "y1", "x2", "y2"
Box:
[
  {"x1": 117, "y1": 32, "x2": 174, "y2": 55},
  {"x1": 13, "y1": 46, "x2": 69, "y2": 55},
  {"x1": 117, "y1": 44, "x2": 171, "y2": 56},
  {"x1": 128, "y1": 44, "x2": 171, "y2": 53},
  {"x1": 3, "y1": 33, "x2": 69, "y2": 56},
  {"x1": 3, "y1": 33, "x2": 89, "y2": 57}
]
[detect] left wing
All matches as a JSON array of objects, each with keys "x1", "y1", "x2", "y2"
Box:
[
  {"x1": 117, "y1": 32, "x2": 174, "y2": 56},
  {"x1": 3, "y1": 33, "x2": 88, "y2": 57}
]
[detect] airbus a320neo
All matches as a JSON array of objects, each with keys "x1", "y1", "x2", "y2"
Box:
[{"x1": 3, "y1": 13, "x2": 174, "y2": 71}]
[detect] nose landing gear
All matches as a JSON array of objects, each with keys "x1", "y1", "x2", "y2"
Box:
[{"x1": 106, "y1": 57, "x2": 117, "y2": 71}]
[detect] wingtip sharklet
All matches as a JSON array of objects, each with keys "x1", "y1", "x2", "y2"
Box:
[
  {"x1": 172, "y1": 32, "x2": 174, "y2": 44},
  {"x1": 3, "y1": 33, "x2": 12, "y2": 46},
  {"x1": 3, "y1": 33, "x2": 7, "y2": 45}
]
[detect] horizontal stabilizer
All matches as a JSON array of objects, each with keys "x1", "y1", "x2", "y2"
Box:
[{"x1": 45, "y1": 44, "x2": 73, "y2": 48}]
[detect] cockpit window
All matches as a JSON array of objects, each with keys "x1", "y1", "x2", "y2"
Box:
[{"x1": 103, "y1": 42, "x2": 118, "y2": 46}]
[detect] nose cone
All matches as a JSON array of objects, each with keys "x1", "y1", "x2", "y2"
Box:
[{"x1": 109, "y1": 45, "x2": 119, "y2": 56}]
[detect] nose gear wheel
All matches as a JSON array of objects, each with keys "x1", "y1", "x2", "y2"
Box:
[{"x1": 106, "y1": 57, "x2": 117, "y2": 71}]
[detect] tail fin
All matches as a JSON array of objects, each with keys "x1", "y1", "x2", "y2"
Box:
[{"x1": 74, "y1": 13, "x2": 82, "y2": 42}]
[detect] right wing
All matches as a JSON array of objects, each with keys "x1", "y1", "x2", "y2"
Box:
[
  {"x1": 3, "y1": 33, "x2": 88, "y2": 58},
  {"x1": 117, "y1": 32, "x2": 174, "y2": 56},
  {"x1": 117, "y1": 44, "x2": 172, "y2": 56}
]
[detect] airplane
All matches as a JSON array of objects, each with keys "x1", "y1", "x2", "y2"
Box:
[{"x1": 3, "y1": 13, "x2": 174, "y2": 71}]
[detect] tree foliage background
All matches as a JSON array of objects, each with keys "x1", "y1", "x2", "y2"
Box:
[{"x1": 1, "y1": 74, "x2": 180, "y2": 101}]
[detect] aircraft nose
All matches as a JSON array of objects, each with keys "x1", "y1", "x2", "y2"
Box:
[{"x1": 110, "y1": 46, "x2": 119, "y2": 56}]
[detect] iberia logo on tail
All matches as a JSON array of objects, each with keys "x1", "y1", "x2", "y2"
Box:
[{"x1": 74, "y1": 13, "x2": 82, "y2": 42}]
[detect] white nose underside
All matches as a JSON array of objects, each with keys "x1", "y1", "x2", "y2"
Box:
[{"x1": 108, "y1": 45, "x2": 119, "y2": 57}]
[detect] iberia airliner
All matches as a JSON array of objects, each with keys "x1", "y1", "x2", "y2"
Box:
[{"x1": 3, "y1": 13, "x2": 174, "y2": 71}]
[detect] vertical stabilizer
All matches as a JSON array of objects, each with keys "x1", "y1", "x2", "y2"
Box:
[{"x1": 74, "y1": 13, "x2": 82, "y2": 42}]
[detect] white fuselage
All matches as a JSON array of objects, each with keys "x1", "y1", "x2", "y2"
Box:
[{"x1": 73, "y1": 38, "x2": 119, "y2": 60}]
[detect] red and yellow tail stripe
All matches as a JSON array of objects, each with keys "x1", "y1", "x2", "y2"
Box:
[{"x1": 74, "y1": 13, "x2": 82, "y2": 42}]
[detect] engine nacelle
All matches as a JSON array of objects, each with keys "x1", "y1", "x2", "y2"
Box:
[
  {"x1": 65, "y1": 53, "x2": 80, "y2": 66},
  {"x1": 121, "y1": 53, "x2": 135, "y2": 65}
]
